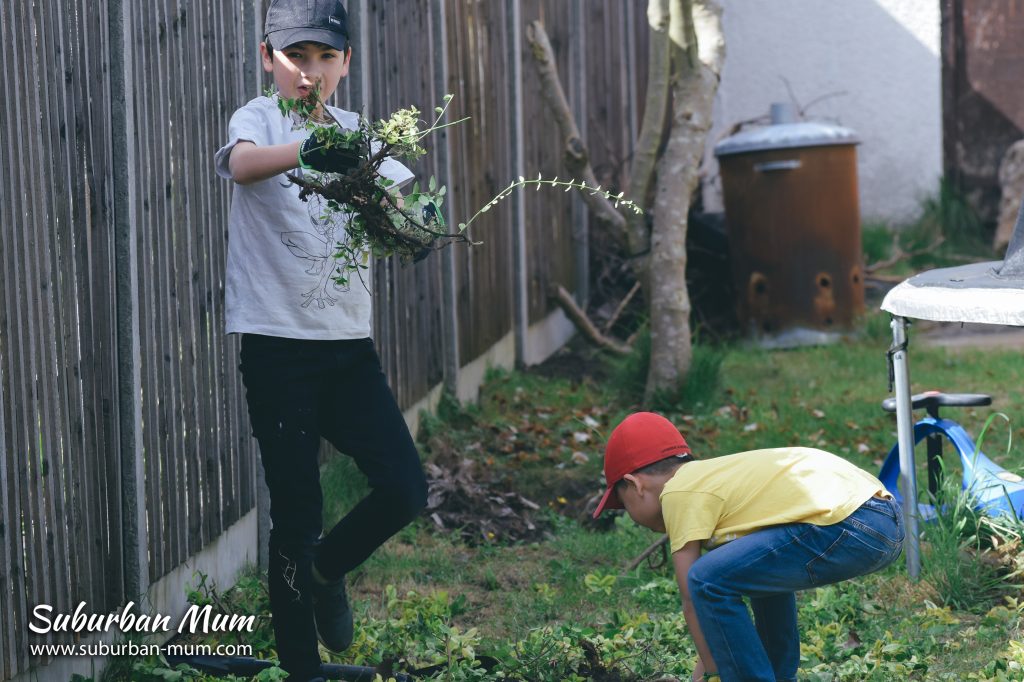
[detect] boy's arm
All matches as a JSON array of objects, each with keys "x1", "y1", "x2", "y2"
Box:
[
  {"x1": 673, "y1": 541, "x2": 719, "y2": 680},
  {"x1": 227, "y1": 140, "x2": 302, "y2": 185}
]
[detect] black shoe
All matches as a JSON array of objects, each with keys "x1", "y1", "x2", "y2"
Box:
[{"x1": 312, "y1": 572, "x2": 354, "y2": 652}]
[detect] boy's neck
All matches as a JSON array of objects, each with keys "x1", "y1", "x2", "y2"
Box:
[
  {"x1": 648, "y1": 475, "x2": 672, "y2": 498},
  {"x1": 649, "y1": 461, "x2": 689, "y2": 496}
]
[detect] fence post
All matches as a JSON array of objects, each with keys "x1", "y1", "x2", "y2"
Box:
[
  {"x1": 507, "y1": 0, "x2": 528, "y2": 368},
  {"x1": 570, "y1": 0, "x2": 589, "y2": 308},
  {"x1": 239, "y1": 0, "x2": 272, "y2": 573},
  {"x1": 432, "y1": 0, "x2": 460, "y2": 393},
  {"x1": 349, "y1": 0, "x2": 370, "y2": 116},
  {"x1": 623, "y1": 1, "x2": 639, "y2": 154},
  {"x1": 108, "y1": 0, "x2": 148, "y2": 601}
]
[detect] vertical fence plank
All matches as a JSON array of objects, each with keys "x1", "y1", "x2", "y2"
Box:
[
  {"x1": 0, "y1": 8, "x2": 30, "y2": 671},
  {"x1": 170, "y1": 0, "x2": 204, "y2": 560},
  {"x1": 433, "y1": 0, "x2": 460, "y2": 392},
  {"x1": 29, "y1": 0, "x2": 75, "y2": 628},
  {"x1": 21, "y1": 1, "x2": 59, "y2": 645},
  {"x1": 133, "y1": 0, "x2": 162, "y2": 583},
  {"x1": 201, "y1": 0, "x2": 226, "y2": 540},
  {"x1": 0, "y1": 12, "x2": 11, "y2": 644},
  {"x1": 7, "y1": 1, "x2": 48, "y2": 671},
  {"x1": 0, "y1": 364, "x2": 12, "y2": 679},
  {"x1": 53, "y1": 0, "x2": 89, "y2": 632},
  {"x1": 180, "y1": 0, "x2": 207, "y2": 553}
]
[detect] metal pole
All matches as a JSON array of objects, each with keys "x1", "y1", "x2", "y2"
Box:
[{"x1": 891, "y1": 316, "x2": 921, "y2": 578}]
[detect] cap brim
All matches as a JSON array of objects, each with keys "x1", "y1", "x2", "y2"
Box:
[
  {"x1": 267, "y1": 27, "x2": 348, "y2": 51},
  {"x1": 592, "y1": 485, "x2": 624, "y2": 518}
]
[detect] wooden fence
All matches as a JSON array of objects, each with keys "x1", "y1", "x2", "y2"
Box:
[{"x1": 0, "y1": 1, "x2": 648, "y2": 679}]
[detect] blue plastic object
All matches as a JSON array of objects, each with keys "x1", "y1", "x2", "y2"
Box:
[{"x1": 877, "y1": 417, "x2": 1024, "y2": 521}]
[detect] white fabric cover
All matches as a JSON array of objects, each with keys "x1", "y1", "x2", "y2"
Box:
[{"x1": 881, "y1": 262, "x2": 1024, "y2": 326}]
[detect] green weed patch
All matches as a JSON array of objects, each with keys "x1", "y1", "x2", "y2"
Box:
[{"x1": 89, "y1": 312, "x2": 1024, "y2": 680}]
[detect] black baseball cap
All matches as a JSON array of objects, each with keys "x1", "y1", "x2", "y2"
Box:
[{"x1": 264, "y1": 0, "x2": 350, "y2": 51}]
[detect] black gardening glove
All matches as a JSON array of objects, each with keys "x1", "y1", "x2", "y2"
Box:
[
  {"x1": 422, "y1": 200, "x2": 441, "y2": 226},
  {"x1": 298, "y1": 135, "x2": 364, "y2": 174},
  {"x1": 412, "y1": 202, "x2": 443, "y2": 263}
]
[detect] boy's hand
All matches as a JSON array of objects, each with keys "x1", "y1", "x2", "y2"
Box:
[
  {"x1": 691, "y1": 657, "x2": 706, "y2": 681},
  {"x1": 674, "y1": 542, "x2": 719, "y2": 682},
  {"x1": 298, "y1": 135, "x2": 363, "y2": 174}
]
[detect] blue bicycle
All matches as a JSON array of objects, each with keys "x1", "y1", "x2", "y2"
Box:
[{"x1": 877, "y1": 390, "x2": 1024, "y2": 520}]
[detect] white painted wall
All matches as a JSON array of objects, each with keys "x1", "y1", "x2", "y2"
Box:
[{"x1": 704, "y1": 0, "x2": 942, "y2": 224}]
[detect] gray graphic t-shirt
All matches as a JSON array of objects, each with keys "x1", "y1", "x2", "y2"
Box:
[{"x1": 214, "y1": 96, "x2": 413, "y2": 339}]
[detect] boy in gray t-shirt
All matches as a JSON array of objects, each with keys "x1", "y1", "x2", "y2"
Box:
[{"x1": 214, "y1": 1, "x2": 426, "y2": 679}]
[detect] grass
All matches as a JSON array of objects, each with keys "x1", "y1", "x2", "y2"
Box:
[
  {"x1": 96, "y1": 198, "x2": 1024, "y2": 679},
  {"x1": 300, "y1": 307, "x2": 1024, "y2": 680}
]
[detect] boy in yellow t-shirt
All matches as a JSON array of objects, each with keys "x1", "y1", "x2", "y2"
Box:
[{"x1": 593, "y1": 412, "x2": 904, "y2": 682}]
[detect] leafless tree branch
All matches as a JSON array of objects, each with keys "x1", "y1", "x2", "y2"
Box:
[{"x1": 549, "y1": 285, "x2": 632, "y2": 355}]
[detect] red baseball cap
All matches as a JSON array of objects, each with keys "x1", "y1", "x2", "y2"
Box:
[{"x1": 593, "y1": 412, "x2": 691, "y2": 518}]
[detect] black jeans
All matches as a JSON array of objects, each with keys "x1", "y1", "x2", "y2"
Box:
[{"x1": 239, "y1": 335, "x2": 427, "y2": 680}]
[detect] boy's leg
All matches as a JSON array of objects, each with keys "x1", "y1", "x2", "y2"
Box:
[
  {"x1": 240, "y1": 335, "x2": 326, "y2": 680},
  {"x1": 314, "y1": 338, "x2": 427, "y2": 579},
  {"x1": 687, "y1": 496, "x2": 903, "y2": 681},
  {"x1": 750, "y1": 593, "x2": 798, "y2": 682}
]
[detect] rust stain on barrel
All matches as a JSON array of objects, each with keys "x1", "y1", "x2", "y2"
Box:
[{"x1": 720, "y1": 144, "x2": 865, "y2": 334}]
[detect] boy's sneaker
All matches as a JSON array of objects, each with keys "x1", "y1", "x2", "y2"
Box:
[{"x1": 311, "y1": 571, "x2": 353, "y2": 652}]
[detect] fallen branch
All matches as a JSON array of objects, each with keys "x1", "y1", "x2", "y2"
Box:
[
  {"x1": 866, "y1": 235, "x2": 946, "y2": 273},
  {"x1": 864, "y1": 273, "x2": 906, "y2": 285},
  {"x1": 623, "y1": 534, "x2": 669, "y2": 574},
  {"x1": 602, "y1": 281, "x2": 642, "y2": 334},
  {"x1": 549, "y1": 284, "x2": 631, "y2": 355}
]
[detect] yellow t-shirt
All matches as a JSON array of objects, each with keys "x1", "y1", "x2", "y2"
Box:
[{"x1": 660, "y1": 447, "x2": 886, "y2": 552}]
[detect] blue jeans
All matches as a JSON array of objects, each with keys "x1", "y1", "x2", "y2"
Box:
[{"x1": 687, "y1": 496, "x2": 905, "y2": 682}]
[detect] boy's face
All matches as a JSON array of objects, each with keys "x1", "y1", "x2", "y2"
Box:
[
  {"x1": 619, "y1": 474, "x2": 667, "y2": 533},
  {"x1": 261, "y1": 40, "x2": 351, "y2": 108}
]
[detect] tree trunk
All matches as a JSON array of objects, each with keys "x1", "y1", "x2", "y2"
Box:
[
  {"x1": 625, "y1": 0, "x2": 673, "y2": 281},
  {"x1": 644, "y1": 0, "x2": 724, "y2": 401}
]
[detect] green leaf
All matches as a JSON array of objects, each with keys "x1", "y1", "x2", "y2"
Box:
[{"x1": 429, "y1": 176, "x2": 437, "y2": 192}]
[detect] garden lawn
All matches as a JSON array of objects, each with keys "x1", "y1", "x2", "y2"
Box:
[{"x1": 115, "y1": 308, "x2": 1024, "y2": 682}]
